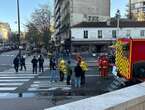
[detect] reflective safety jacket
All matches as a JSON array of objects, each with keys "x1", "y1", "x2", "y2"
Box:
[
  {"x1": 80, "y1": 60, "x2": 88, "y2": 72},
  {"x1": 58, "y1": 59, "x2": 67, "y2": 74}
]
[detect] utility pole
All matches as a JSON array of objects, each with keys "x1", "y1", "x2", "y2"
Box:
[
  {"x1": 116, "y1": 10, "x2": 121, "y2": 38},
  {"x1": 17, "y1": 0, "x2": 21, "y2": 56}
]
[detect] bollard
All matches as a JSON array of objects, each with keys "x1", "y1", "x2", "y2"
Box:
[{"x1": 18, "y1": 93, "x2": 23, "y2": 97}]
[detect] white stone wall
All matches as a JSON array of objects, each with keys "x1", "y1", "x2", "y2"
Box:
[{"x1": 71, "y1": 27, "x2": 145, "y2": 41}]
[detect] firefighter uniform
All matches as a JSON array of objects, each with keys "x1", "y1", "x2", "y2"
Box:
[
  {"x1": 58, "y1": 59, "x2": 67, "y2": 81},
  {"x1": 80, "y1": 60, "x2": 88, "y2": 85},
  {"x1": 80, "y1": 60, "x2": 88, "y2": 72},
  {"x1": 99, "y1": 55, "x2": 109, "y2": 77}
]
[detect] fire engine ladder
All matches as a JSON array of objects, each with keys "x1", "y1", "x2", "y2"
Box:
[{"x1": 107, "y1": 77, "x2": 127, "y2": 92}]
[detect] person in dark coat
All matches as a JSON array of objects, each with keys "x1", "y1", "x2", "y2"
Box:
[
  {"x1": 20, "y1": 56, "x2": 26, "y2": 71},
  {"x1": 38, "y1": 55, "x2": 44, "y2": 72},
  {"x1": 74, "y1": 63, "x2": 83, "y2": 88},
  {"x1": 49, "y1": 56, "x2": 53, "y2": 71},
  {"x1": 31, "y1": 56, "x2": 38, "y2": 74},
  {"x1": 50, "y1": 58, "x2": 57, "y2": 82},
  {"x1": 13, "y1": 55, "x2": 20, "y2": 73}
]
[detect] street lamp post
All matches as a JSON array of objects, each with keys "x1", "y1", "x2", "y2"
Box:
[
  {"x1": 116, "y1": 10, "x2": 121, "y2": 38},
  {"x1": 16, "y1": 0, "x2": 21, "y2": 56},
  {"x1": 129, "y1": 0, "x2": 132, "y2": 19}
]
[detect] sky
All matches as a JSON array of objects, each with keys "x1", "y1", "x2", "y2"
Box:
[{"x1": 0, "y1": 0, "x2": 128, "y2": 32}]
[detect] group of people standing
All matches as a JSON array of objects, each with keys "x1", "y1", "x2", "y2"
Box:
[
  {"x1": 49, "y1": 57, "x2": 71, "y2": 84},
  {"x1": 49, "y1": 53, "x2": 88, "y2": 88},
  {"x1": 13, "y1": 55, "x2": 26, "y2": 73},
  {"x1": 31, "y1": 55, "x2": 44, "y2": 74},
  {"x1": 13, "y1": 54, "x2": 44, "y2": 74},
  {"x1": 13, "y1": 52, "x2": 88, "y2": 88}
]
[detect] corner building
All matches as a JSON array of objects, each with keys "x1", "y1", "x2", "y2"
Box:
[{"x1": 54, "y1": 0, "x2": 110, "y2": 51}]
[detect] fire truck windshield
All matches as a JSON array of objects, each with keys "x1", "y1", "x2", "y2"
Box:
[{"x1": 122, "y1": 44, "x2": 129, "y2": 58}]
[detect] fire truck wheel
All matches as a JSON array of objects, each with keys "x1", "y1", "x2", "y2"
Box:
[{"x1": 133, "y1": 62, "x2": 145, "y2": 78}]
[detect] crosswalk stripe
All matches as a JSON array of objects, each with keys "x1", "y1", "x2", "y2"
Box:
[
  {"x1": 28, "y1": 78, "x2": 72, "y2": 92},
  {"x1": 28, "y1": 87, "x2": 71, "y2": 92},
  {"x1": 0, "y1": 67, "x2": 49, "y2": 74},
  {"x1": 0, "y1": 79, "x2": 30, "y2": 82},
  {"x1": 0, "y1": 76, "x2": 34, "y2": 79},
  {"x1": 0, "y1": 87, "x2": 17, "y2": 91},
  {"x1": 0, "y1": 83, "x2": 23, "y2": 86}
]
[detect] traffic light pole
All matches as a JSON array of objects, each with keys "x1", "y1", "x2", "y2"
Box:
[{"x1": 17, "y1": 0, "x2": 21, "y2": 57}]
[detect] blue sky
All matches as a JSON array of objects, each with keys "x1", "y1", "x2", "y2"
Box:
[{"x1": 0, "y1": 0, "x2": 128, "y2": 32}]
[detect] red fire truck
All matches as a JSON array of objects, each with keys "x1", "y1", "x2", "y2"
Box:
[{"x1": 115, "y1": 38, "x2": 145, "y2": 81}]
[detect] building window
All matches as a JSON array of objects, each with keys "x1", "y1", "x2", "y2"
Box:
[
  {"x1": 84, "y1": 30, "x2": 88, "y2": 39},
  {"x1": 143, "y1": 7, "x2": 145, "y2": 12},
  {"x1": 126, "y1": 30, "x2": 131, "y2": 38},
  {"x1": 98, "y1": 30, "x2": 102, "y2": 38},
  {"x1": 112, "y1": 30, "x2": 117, "y2": 38},
  {"x1": 141, "y1": 30, "x2": 145, "y2": 37}
]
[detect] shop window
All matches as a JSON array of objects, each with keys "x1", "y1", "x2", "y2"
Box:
[
  {"x1": 98, "y1": 30, "x2": 102, "y2": 38},
  {"x1": 126, "y1": 30, "x2": 131, "y2": 38},
  {"x1": 112, "y1": 30, "x2": 117, "y2": 38},
  {"x1": 84, "y1": 30, "x2": 88, "y2": 39},
  {"x1": 140, "y1": 30, "x2": 145, "y2": 37}
]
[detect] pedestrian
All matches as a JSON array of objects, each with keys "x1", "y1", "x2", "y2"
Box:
[
  {"x1": 20, "y1": 55, "x2": 26, "y2": 71},
  {"x1": 31, "y1": 56, "x2": 38, "y2": 74},
  {"x1": 38, "y1": 55, "x2": 44, "y2": 72},
  {"x1": 74, "y1": 63, "x2": 82, "y2": 88},
  {"x1": 50, "y1": 57, "x2": 57, "y2": 82},
  {"x1": 66, "y1": 61, "x2": 72, "y2": 85},
  {"x1": 13, "y1": 55, "x2": 20, "y2": 73}
]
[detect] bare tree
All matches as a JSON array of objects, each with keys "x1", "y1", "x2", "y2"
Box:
[{"x1": 25, "y1": 4, "x2": 52, "y2": 50}]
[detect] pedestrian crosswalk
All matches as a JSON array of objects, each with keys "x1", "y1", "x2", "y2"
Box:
[
  {"x1": 0, "y1": 68, "x2": 71, "y2": 94},
  {"x1": 0, "y1": 58, "x2": 49, "y2": 93},
  {"x1": 27, "y1": 75, "x2": 72, "y2": 92},
  {"x1": 0, "y1": 72, "x2": 36, "y2": 92}
]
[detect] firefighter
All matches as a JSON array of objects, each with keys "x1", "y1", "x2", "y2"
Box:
[
  {"x1": 58, "y1": 58, "x2": 67, "y2": 81},
  {"x1": 98, "y1": 55, "x2": 109, "y2": 77},
  {"x1": 80, "y1": 60, "x2": 88, "y2": 85}
]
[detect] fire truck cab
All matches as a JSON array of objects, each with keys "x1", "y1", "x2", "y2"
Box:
[{"x1": 115, "y1": 38, "x2": 145, "y2": 81}]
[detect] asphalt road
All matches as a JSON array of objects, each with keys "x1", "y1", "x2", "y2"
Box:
[
  {"x1": 0, "y1": 52, "x2": 115, "y2": 110},
  {"x1": 0, "y1": 50, "x2": 19, "y2": 72}
]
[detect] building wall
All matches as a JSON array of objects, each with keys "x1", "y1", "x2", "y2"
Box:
[
  {"x1": 70, "y1": 0, "x2": 110, "y2": 26},
  {"x1": 0, "y1": 23, "x2": 11, "y2": 41},
  {"x1": 54, "y1": 0, "x2": 111, "y2": 42},
  {"x1": 71, "y1": 27, "x2": 145, "y2": 41},
  {"x1": 72, "y1": 0, "x2": 110, "y2": 16},
  {"x1": 130, "y1": 0, "x2": 145, "y2": 21},
  {"x1": 71, "y1": 27, "x2": 145, "y2": 52}
]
